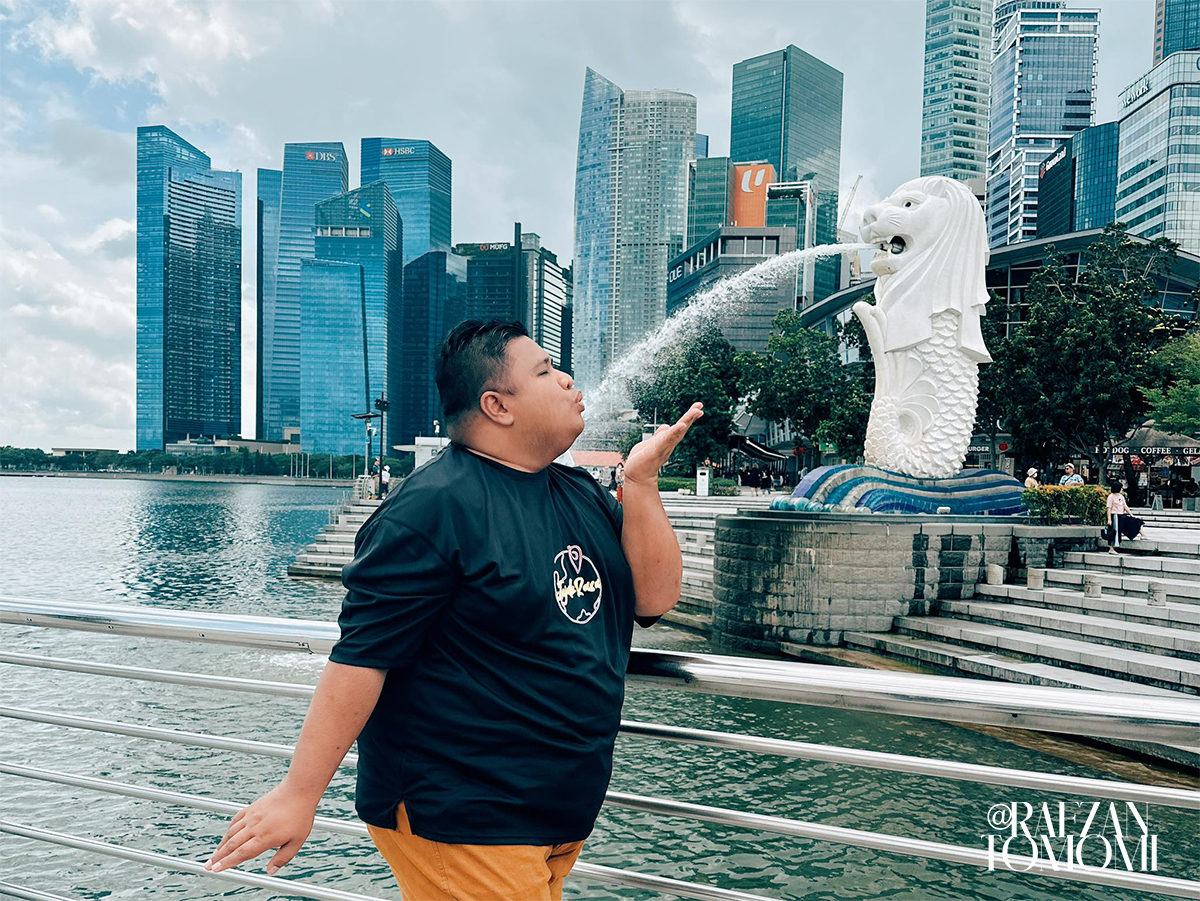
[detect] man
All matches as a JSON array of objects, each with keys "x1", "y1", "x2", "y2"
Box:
[
  {"x1": 1058, "y1": 463, "x2": 1084, "y2": 486},
  {"x1": 204, "y1": 319, "x2": 702, "y2": 899}
]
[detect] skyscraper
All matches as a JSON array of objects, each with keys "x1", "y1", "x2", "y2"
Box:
[
  {"x1": 136, "y1": 125, "x2": 241, "y2": 451},
  {"x1": 986, "y1": 3, "x2": 1099, "y2": 247},
  {"x1": 921, "y1": 0, "x2": 993, "y2": 183},
  {"x1": 255, "y1": 168, "x2": 282, "y2": 441},
  {"x1": 398, "y1": 250, "x2": 467, "y2": 443},
  {"x1": 1035, "y1": 122, "x2": 1119, "y2": 239},
  {"x1": 361, "y1": 138, "x2": 452, "y2": 266},
  {"x1": 260, "y1": 142, "x2": 348, "y2": 441},
  {"x1": 572, "y1": 68, "x2": 696, "y2": 391},
  {"x1": 454, "y1": 225, "x2": 571, "y2": 368},
  {"x1": 730, "y1": 45, "x2": 843, "y2": 300},
  {"x1": 695, "y1": 133, "x2": 710, "y2": 159},
  {"x1": 300, "y1": 182, "x2": 402, "y2": 455},
  {"x1": 1154, "y1": 0, "x2": 1200, "y2": 64},
  {"x1": 687, "y1": 157, "x2": 735, "y2": 247},
  {"x1": 1117, "y1": 50, "x2": 1200, "y2": 254}
]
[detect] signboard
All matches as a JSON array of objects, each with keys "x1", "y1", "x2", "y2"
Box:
[
  {"x1": 1121, "y1": 76, "x2": 1151, "y2": 108},
  {"x1": 668, "y1": 263, "x2": 684, "y2": 284},
  {"x1": 381, "y1": 146, "x2": 416, "y2": 156},
  {"x1": 305, "y1": 151, "x2": 339, "y2": 162},
  {"x1": 731, "y1": 163, "x2": 775, "y2": 228},
  {"x1": 1040, "y1": 144, "x2": 1068, "y2": 178},
  {"x1": 452, "y1": 242, "x2": 511, "y2": 255}
]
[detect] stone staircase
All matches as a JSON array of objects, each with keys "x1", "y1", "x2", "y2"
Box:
[
  {"x1": 287, "y1": 498, "x2": 381, "y2": 578},
  {"x1": 288, "y1": 490, "x2": 775, "y2": 633},
  {"x1": 844, "y1": 518, "x2": 1200, "y2": 766}
]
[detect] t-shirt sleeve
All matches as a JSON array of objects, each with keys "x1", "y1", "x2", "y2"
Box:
[{"x1": 328, "y1": 512, "x2": 456, "y2": 670}]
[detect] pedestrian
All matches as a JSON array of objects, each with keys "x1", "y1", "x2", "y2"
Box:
[
  {"x1": 204, "y1": 319, "x2": 705, "y2": 898},
  {"x1": 615, "y1": 460, "x2": 625, "y2": 503},
  {"x1": 1024, "y1": 467, "x2": 1040, "y2": 489},
  {"x1": 749, "y1": 465, "x2": 762, "y2": 496},
  {"x1": 799, "y1": 465, "x2": 810, "y2": 480},
  {"x1": 380, "y1": 464, "x2": 391, "y2": 498},
  {"x1": 607, "y1": 468, "x2": 617, "y2": 493},
  {"x1": 371, "y1": 457, "x2": 382, "y2": 499},
  {"x1": 1058, "y1": 463, "x2": 1084, "y2": 486},
  {"x1": 738, "y1": 466, "x2": 750, "y2": 495},
  {"x1": 1105, "y1": 480, "x2": 1144, "y2": 554},
  {"x1": 759, "y1": 468, "x2": 773, "y2": 495}
]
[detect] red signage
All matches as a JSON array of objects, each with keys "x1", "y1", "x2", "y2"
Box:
[{"x1": 305, "y1": 151, "x2": 315, "y2": 160}]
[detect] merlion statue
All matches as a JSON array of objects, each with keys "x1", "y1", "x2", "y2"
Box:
[{"x1": 852, "y1": 176, "x2": 991, "y2": 480}]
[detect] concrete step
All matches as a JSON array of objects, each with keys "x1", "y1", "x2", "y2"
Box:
[
  {"x1": 975, "y1": 583, "x2": 1200, "y2": 630},
  {"x1": 1121, "y1": 537, "x2": 1200, "y2": 558},
  {"x1": 681, "y1": 553, "x2": 713, "y2": 571},
  {"x1": 940, "y1": 601, "x2": 1200, "y2": 660},
  {"x1": 682, "y1": 569, "x2": 713, "y2": 590},
  {"x1": 894, "y1": 615, "x2": 1200, "y2": 693},
  {"x1": 1044, "y1": 568, "x2": 1200, "y2": 605},
  {"x1": 1061, "y1": 551, "x2": 1200, "y2": 582},
  {"x1": 287, "y1": 562, "x2": 343, "y2": 578},
  {"x1": 660, "y1": 608, "x2": 712, "y2": 634},
  {"x1": 844, "y1": 631, "x2": 1200, "y2": 768}
]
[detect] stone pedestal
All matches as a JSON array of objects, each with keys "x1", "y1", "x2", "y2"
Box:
[{"x1": 712, "y1": 512, "x2": 1097, "y2": 649}]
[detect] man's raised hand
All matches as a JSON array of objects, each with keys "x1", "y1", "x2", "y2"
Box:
[{"x1": 622, "y1": 402, "x2": 704, "y2": 486}]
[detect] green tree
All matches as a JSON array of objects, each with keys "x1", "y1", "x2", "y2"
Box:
[
  {"x1": 1000, "y1": 226, "x2": 1179, "y2": 474},
  {"x1": 1141, "y1": 333, "x2": 1200, "y2": 436},
  {"x1": 626, "y1": 322, "x2": 741, "y2": 470},
  {"x1": 738, "y1": 309, "x2": 868, "y2": 459}
]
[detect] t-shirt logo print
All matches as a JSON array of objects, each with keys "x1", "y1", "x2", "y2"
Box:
[{"x1": 552, "y1": 544, "x2": 603, "y2": 624}]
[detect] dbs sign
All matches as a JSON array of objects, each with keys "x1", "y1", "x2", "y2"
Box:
[{"x1": 731, "y1": 164, "x2": 775, "y2": 227}]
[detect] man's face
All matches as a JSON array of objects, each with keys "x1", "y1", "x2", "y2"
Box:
[
  {"x1": 487, "y1": 336, "x2": 584, "y2": 455},
  {"x1": 1065, "y1": 465, "x2": 1075, "y2": 474}
]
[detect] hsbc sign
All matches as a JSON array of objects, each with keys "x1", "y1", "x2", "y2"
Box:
[
  {"x1": 382, "y1": 147, "x2": 416, "y2": 156},
  {"x1": 305, "y1": 151, "x2": 339, "y2": 162}
]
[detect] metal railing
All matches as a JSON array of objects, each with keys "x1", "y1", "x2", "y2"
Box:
[{"x1": 2, "y1": 595, "x2": 1199, "y2": 901}]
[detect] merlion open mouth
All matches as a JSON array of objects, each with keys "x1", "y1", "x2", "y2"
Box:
[{"x1": 882, "y1": 236, "x2": 907, "y2": 255}]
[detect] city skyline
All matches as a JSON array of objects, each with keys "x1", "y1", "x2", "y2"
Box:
[{"x1": 0, "y1": 0, "x2": 1163, "y2": 449}]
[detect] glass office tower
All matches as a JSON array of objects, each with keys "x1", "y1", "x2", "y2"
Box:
[
  {"x1": 255, "y1": 168, "x2": 282, "y2": 440},
  {"x1": 300, "y1": 182, "x2": 402, "y2": 455},
  {"x1": 398, "y1": 250, "x2": 468, "y2": 444},
  {"x1": 136, "y1": 125, "x2": 241, "y2": 450},
  {"x1": 572, "y1": 68, "x2": 696, "y2": 392},
  {"x1": 986, "y1": 3, "x2": 1099, "y2": 247},
  {"x1": 261, "y1": 142, "x2": 348, "y2": 441},
  {"x1": 687, "y1": 157, "x2": 735, "y2": 247},
  {"x1": 1117, "y1": 50, "x2": 1200, "y2": 254},
  {"x1": 1035, "y1": 122, "x2": 1119, "y2": 238},
  {"x1": 730, "y1": 45, "x2": 843, "y2": 300},
  {"x1": 1155, "y1": 0, "x2": 1200, "y2": 64},
  {"x1": 921, "y1": 0, "x2": 993, "y2": 183},
  {"x1": 361, "y1": 138, "x2": 452, "y2": 266}
]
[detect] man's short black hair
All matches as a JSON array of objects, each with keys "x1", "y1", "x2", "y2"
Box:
[{"x1": 435, "y1": 319, "x2": 529, "y2": 432}]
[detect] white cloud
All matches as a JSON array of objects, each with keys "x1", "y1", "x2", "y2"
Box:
[{"x1": 36, "y1": 203, "x2": 65, "y2": 224}]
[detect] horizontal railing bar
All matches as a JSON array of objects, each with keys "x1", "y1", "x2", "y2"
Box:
[
  {"x1": 0, "y1": 596, "x2": 336, "y2": 654},
  {"x1": 627, "y1": 649, "x2": 1200, "y2": 745},
  {"x1": 0, "y1": 882, "x2": 78, "y2": 901},
  {"x1": 606, "y1": 792, "x2": 1200, "y2": 898},
  {"x1": 0, "y1": 705, "x2": 358, "y2": 768},
  {"x1": 619, "y1": 720, "x2": 1200, "y2": 809},
  {"x1": 4, "y1": 597, "x2": 1198, "y2": 743},
  {"x1": 0, "y1": 652, "x2": 315, "y2": 698},
  {"x1": 4, "y1": 653, "x2": 1193, "y2": 810},
  {"x1": 0, "y1": 773, "x2": 774, "y2": 901},
  {"x1": 0, "y1": 820, "x2": 389, "y2": 901},
  {"x1": 3, "y1": 763, "x2": 1196, "y2": 898}
]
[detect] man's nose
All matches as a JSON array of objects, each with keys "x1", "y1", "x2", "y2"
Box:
[{"x1": 559, "y1": 371, "x2": 574, "y2": 390}]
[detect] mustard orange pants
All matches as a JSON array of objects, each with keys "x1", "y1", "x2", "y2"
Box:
[{"x1": 365, "y1": 802, "x2": 585, "y2": 901}]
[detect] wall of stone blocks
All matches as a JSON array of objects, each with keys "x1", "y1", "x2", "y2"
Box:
[{"x1": 712, "y1": 513, "x2": 1097, "y2": 650}]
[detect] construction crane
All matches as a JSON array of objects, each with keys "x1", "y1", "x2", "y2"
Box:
[{"x1": 838, "y1": 174, "x2": 863, "y2": 231}]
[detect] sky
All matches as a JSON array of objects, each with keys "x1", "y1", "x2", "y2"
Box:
[{"x1": 0, "y1": 0, "x2": 1158, "y2": 451}]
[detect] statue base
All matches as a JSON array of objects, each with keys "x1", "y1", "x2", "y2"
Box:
[{"x1": 774, "y1": 465, "x2": 1026, "y2": 516}]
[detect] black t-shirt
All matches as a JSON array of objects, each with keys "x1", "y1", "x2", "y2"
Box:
[{"x1": 328, "y1": 442, "x2": 657, "y2": 844}]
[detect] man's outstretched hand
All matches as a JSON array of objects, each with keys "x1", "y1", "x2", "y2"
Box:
[
  {"x1": 205, "y1": 781, "x2": 317, "y2": 876},
  {"x1": 623, "y1": 402, "x2": 704, "y2": 486}
]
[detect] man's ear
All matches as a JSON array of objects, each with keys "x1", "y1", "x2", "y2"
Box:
[{"x1": 479, "y1": 391, "x2": 514, "y2": 426}]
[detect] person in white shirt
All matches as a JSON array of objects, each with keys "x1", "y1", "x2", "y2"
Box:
[{"x1": 1058, "y1": 463, "x2": 1084, "y2": 486}]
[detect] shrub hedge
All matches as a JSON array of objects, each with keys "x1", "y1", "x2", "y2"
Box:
[{"x1": 1020, "y1": 485, "x2": 1107, "y2": 525}]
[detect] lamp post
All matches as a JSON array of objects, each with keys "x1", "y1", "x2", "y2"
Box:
[{"x1": 352, "y1": 411, "x2": 381, "y2": 497}]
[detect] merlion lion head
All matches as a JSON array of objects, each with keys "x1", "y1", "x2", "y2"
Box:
[{"x1": 858, "y1": 176, "x2": 992, "y2": 362}]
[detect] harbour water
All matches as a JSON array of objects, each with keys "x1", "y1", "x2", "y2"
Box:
[{"x1": 1, "y1": 477, "x2": 1196, "y2": 900}]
